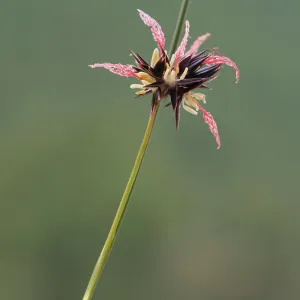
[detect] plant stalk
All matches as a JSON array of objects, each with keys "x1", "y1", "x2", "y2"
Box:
[
  {"x1": 82, "y1": 104, "x2": 159, "y2": 300},
  {"x1": 169, "y1": 0, "x2": 190, "y2": 55},
  {"x1": 82, "y1": 1, "x2": 190, "y2": 299}
]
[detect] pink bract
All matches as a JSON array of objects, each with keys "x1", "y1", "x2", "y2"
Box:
[
  {"x1": 89, "y1": 63, "x2": 137, "y2": 78},
  {"x1": 204, "y1": 55, "x2": 240, "y2": 83},
  {"x1": 197, "y1": 104, "x2": 221, "y2": 149},
  {"x1": 137, "y1": 9, "x2": 165, "y2": 51},
  {"x1": 186, "y1": 33, "x2": 211, "y2": 56},
  {"x1": 175, "y1": 21, "x2": 190, "y2": 64}
]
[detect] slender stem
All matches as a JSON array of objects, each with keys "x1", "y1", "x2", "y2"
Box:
[
  {"x1": 82, "y1": 104, "x2": 159, "y2": 300},
  {"x1": 169, "y1": 0, "x2": 190, "y2": 55},
  {"x1": 82, "y1": 1, "x2": 190, "y2": 299}
]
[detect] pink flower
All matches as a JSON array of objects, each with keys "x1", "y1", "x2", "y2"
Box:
[{"x1": 89, "y1": 10, "x2": 239, "y2": 149}]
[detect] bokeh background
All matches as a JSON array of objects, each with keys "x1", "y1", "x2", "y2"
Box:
[{"x1": 1, "y1": 0, "x2": 300, "y2": 299}]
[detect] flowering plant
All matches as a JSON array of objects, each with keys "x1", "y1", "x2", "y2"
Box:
[
  {"x1": 90, "y1": 9, "x2": 239, "y2": 148},
  {"x1": 83, "y1": 4, "x2": 239, "y2": 300}
]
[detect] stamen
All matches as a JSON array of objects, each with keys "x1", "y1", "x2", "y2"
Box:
[
  {"x1": 185, "y1": 92, "x2": 199, "y2": 110},
  {"x1": 182, "y1": 98, "x2": 198, "y2": 115},
  {"x1": 163, "y1": 68, "x2": 171, "y2": 80},
  {"x1": 151, "y1": 48, "x2": 159, "y2": 68},
  {"x1": 141, "y1": 80, "x2": 151, "y2": 85},
  {"x1": 170, "y1": 54, "x2": 175, "y2": 67},
  {"x1": 130, "y1": 84, "x2": 144, "y2": 89},
  {"x1": 192, "y1": 92, "x2": 206, "y2": 103},
  {"x1": 170, "y1": 70, "x2": 176, "y2": 82},
  {"x1": 137, "y1": 72, "x2": 155, "y2": 83},
  {"x1": 169, "y1": 54, "x2": 175, "y2": 67},
  {"x1": 164, "y1": 67, "x2": 177, "y2": 85},
  {"x1": 135, "y1": 90, "x2": 148, "y2": 95},
  {"x1": 179, "y1": 67, "x2": 188, "y2": 80}
]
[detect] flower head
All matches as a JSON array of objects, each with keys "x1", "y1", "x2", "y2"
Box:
[{"x1": 89, "y1": 10, "x2": 239, "y2": 149}]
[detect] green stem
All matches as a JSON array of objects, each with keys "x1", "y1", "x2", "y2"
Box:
[
  {"x1": 82, "y1": 103, "x2": 159, "y2": 300},
  {"x1": 82, "y1": 1, "x2": 190, "y2": 299},
  {"x1": 169, "y1": 0, "x2": 190, "y2": 55}
]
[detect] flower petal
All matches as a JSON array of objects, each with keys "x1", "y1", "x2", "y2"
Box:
[
  {"x1": 186, "y1": 33, "x2": 211, "y2": 56},
  {"x1": 137, "y1": 9, "x2": 165, "y2": 50},
  {"x1": 175, "y1": 21, "x2": 190, "y2": 64},
  {"x1": 204, "y1": 55, "x2": 239, "y2": 83},
  {"x1": 197, "y1": 104, "x2": 221, "y2": 149},
  {"x1": 89, "y1": 63, "x2": 137, "y2": 78}
]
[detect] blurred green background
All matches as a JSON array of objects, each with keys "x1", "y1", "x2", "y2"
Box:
[{"x1": 1, "y1": 0, "x2": 299, "y2": 299}]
